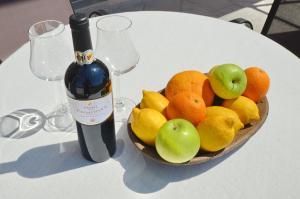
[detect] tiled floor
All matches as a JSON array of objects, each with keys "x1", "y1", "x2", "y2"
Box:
[{"x1": 71, "y1": 0, "x2": 274, "y2": 32}]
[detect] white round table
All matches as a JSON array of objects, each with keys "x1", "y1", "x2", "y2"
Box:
[{"x1": 1, "y1": 11, "x2": 300, "y2": 199}]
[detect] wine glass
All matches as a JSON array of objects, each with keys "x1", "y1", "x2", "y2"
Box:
[
  {"x1": 95, "y1": 15, "x2": 139, "y2": 122},
  {"x1": 29, "y1": 20, "x2": 75, "y2": 132}
]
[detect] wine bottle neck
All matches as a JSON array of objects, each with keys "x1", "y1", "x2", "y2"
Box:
[
  {"x1": 71, "y1": 26, "x2": 93, "y2": 50},
  {"x1": 71, "y1": 28, "x2": 95, "y2": 65}
]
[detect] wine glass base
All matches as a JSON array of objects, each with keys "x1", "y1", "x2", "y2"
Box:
[
  {"x1": 44, "y1": 104, "x2": 76, "y2": 132},
  {"x1": 114, "y1": 97, "x2": 136, "y2": 123}
]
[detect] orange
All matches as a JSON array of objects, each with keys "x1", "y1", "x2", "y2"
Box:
[
  {"x1": 243, "y1": 67, "x2": 270, "y2": 102},
  {"x1": 165, "y1": 70, "x2": 215, "y2": 106},
  {"x1": 166, "y1": 91, "x2": 206, "y2": 125}
]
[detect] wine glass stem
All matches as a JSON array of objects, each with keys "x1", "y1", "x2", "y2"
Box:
[
  {"x1": 54, "y1": 80, "x2": 67, "y2": 111},
  {"x1": 113, "y1": 73, "x2": 124, "y2": 110}
]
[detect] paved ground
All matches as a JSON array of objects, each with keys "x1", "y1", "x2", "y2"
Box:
[
  {"x1": 219, "y1": 0, "x2": 273, "y2": 32},
  {"x1": 71, "y1": 0, "x2": 274, "y2": 32}
]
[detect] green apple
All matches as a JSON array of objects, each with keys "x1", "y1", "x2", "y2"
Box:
[
  {"x1": 209, "y1": 64, "x2": 247, "y2": 99},
  {"x1": 155, "y1": 119, "x2": 200, "y2": 163}
]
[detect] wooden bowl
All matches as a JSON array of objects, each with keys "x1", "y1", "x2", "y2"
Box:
[{"x1": 127, "y1": 92, "x2": 269, "y2": 166}]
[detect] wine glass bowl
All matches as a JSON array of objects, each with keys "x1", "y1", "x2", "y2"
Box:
[
  {"x1": 29, "y1": 20, "x2": 75, "y2": 131},
  {"x1": 95, "y1": 15, "x2": 139, "y2": 74},
  {"x1": 29, "y1": 20, "x2": 68, "y2": 81},
  {"x1": 95, "y1": 15, "x2": 139, "y2": 122}
]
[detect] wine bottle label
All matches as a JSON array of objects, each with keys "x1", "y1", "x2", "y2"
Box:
[
  {"x1": 68, "y1": 93, "x2": 113, "y2": 125},
  {"x1": 75, "y1": 49, "x2": 95, "y2": 65}
]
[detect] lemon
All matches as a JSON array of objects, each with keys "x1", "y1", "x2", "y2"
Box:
[
  {"x1": 206, "y1": 106, "x2": 244, "y2": 132},
  {"x1": 222, "y1": 96, "x2": 260, "y2": 125},
  {"x1": 131, "y1": 108, "x2": 167, "y2": 146},
  {"x1": 197, "y1": 116, "x2": 236, "y2": 152},
  {"x1": 140, "y1": 90, "x2": 169, "y2": 113}
]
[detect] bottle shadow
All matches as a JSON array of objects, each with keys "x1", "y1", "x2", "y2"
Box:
[
  {"x1": 0, "y1": 122, "x2": 244, "y2": 188},
  {"x1": 0, "y1": 140, "x2": 94, "y2": 178},
  {"x1": 113, "y1": 123, "x2": 245, "y2": 194},
  {"x1": 0, "y1": 124, "x2": 126, "y2": 178}
]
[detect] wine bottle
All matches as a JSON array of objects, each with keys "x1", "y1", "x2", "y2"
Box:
[{"x1": 65, "y1": 13, "x2": 116, "y2": 162}]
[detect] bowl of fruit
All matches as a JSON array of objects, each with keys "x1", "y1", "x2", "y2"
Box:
[{"x1": 127, "y1": 64, "x2": 270, "y2": 165}]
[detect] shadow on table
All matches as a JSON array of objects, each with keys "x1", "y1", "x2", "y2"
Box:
[
  {"x1": 0, "y1": 140, "x2": 94, "y2": 178},
  {"x1": 113, "y1": 123, "x2": 244, "y2": 194},
  {"x1": 0, "y1": 108, "x2": 76, "y2": 139},
  {"x1": 0, "y1": 122, "x2": 245, "y2": 185}
]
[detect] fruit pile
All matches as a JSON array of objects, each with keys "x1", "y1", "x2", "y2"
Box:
[{"x1": 130, "y1": 64, "x2": 270, "y2": 164}]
